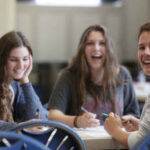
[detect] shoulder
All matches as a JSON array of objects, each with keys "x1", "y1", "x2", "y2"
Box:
[
  {"x1": 119, "y1": 65, "x2": 132, "y2": 80},
  {"x1": 57, "y1": 69, "x2": 74, "y2": 82}
]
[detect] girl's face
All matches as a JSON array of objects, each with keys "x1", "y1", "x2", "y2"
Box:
[
  {"x1": 138, "y1": 31, "x2": 150, "y2": 76},
  {"x1": 6, "y1": 46, "x2": 30, "y2": 80},
  {"x1": 85, "y1": 31, "x2": 106, "y2": 71}
]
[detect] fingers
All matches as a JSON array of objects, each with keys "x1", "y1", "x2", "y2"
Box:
[
  {"x1": 109, "y1": 112, "x2": 115, "y2": 117},
  {"x1": 122, "y1": 115, "x2": 139, "y2": 131},
  {"x1": 121, "y1": 115, "x2": 132, "y2": 122},
  {"x1": 19, "y1": 55, "x2": 33, "y2": 84},
  {"x1": 121, "y1": 115, "x2": 139, "y2": 125},
  {"x1": 78, "y1": 112, "x2": 100, "y2": 128},
  {"x1": 84, "y1": 112, "x2": 96, "y2": 119},
  {"x1": 26, "y1": 55, "x2": 33, "y2": 76}
]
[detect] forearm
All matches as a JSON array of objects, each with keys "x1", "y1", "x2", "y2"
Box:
[
  {"x1": 112, "y1": 127, "x2": 129, "y2": 147},
  {"x1": 48, "y1": 109, "x2": 76, "y2": 127},
  {"x1": 20, "y1": 83, "x2": 46, "y2": 119}
]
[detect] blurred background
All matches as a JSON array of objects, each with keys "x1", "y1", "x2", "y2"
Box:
[{"x1": 0, "y1": 0, "x2": 150, "y2": 104}]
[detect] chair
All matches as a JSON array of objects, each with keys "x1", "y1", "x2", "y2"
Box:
[
  {"x1": 0, "y1": 131, "x2": 50, "y2": 150},
  {"x1": 9, "y1": 120, "x2": 86, "y2": 150}
]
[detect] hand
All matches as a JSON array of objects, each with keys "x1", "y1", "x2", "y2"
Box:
[
  {"x1": 104, "y1": 112, "x2": 123, "y2": 136},
  {"x1": 76, "y1": 112, "x2": 100, "y2": 128},
  {"x1": 121, "y1": 115, "x2": 139, "y2": 132},
  {"x1": 104, "y1": 113, "x2": 129, "y2": 146},
  {"x1": 20, "y1": 55, "x2": 33, "y2": 84}
]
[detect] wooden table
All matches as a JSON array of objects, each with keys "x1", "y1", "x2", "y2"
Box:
[{"x1": 75, "y1": 126, "x2": 127, "y2": 150}]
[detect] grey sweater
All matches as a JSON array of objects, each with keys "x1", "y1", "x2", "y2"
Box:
[{"x1": 48, "y1": 66, "x2": 140, "y2": 124}]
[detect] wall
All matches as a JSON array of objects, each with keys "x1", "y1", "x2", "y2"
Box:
[
  {"x1": 16, "y1": 0, "x2": 150, "y2": 63},
  {"x1": 16, "y1": 3, "x2": 124, "y2": 63},
  {"x1": 122, "y1": 0, "x2": 150, "y2": 61},
  {"x1": 0, "y1": 0, "x2": 16, "y2": 36},
  {"x1": 14, "y1": 1, "x2": 150, "y2": 102}
]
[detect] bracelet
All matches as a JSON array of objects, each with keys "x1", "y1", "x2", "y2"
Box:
[{"x1": 74, "y1": 116, "x2": 79, "y2": 127}]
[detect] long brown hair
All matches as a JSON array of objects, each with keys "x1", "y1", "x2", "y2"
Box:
[
  {"x1": 0, "y1": 31, "x2": 33, "y2": 122},
  {"x1": 67, "y1": 25, "x2": 120, "y2": 113}
]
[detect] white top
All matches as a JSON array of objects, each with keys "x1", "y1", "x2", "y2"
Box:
[{"x1": 128, "y1": 95, "x2": 150, "y2": 149}]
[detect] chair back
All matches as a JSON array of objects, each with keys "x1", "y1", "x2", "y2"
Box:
[
  {"x1": 0, "y1": 131, "x2": 50, "y2": 150},
  {"x1": 10, "y1": 120, "x2": 86, "y2": 150}
]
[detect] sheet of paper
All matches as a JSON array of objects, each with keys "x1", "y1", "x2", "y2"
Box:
[{"x1": 74, "y1": 126, "x2": 112, "y2": 140}]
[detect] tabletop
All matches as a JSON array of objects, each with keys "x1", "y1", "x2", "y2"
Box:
[{"x1": 75, "y1": 126, "x2": 127, "y2": 150}]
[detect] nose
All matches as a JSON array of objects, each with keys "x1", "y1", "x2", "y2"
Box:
[
  {"x1": 17, "y1": 60, "x2": 24, "y2": 69},
  {"x1": 95, "y1": 42, "x2": 100, "y2": 51},
  {"x1": 144, "y1": 46, "x2": 150, "y2": 55}
]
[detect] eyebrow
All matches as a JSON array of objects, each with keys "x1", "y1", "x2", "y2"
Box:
[{"x1": 8, "y1": 56, "x2": 29, "y2": 59}]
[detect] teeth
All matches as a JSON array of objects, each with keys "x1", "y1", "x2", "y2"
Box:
[
  {"x1": 143, "y1": 60, "x2": 150, "y2": 64},
  {"x1": 92, "y1": 55, "x2": 101, "y2": 57},
  {"x1": 93, "y1": 55, "x2": 100, "y2": 57},
  {"x1": 143, "y1": 59, "x2": 150, "y2": 62},
  {"x1": 92, "y1": 53, "x2": 100, "y2": 56}
]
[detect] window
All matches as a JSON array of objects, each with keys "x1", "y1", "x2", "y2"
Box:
[
  {"x1": 35, "y1": 0, "x2": 101, "y2": 7},
  {"x1": 18, "y1": 0, "x2": 122, "y2": 7}
]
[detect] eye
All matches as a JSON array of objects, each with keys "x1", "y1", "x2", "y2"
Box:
[
  {"x1": 86, "y1": 41, "x2": 94, "y2": 46},
  {"x1": 99, "y1": 41, "x2": 106, "y2": 46},
  {"x1": 138, "y1": 45, "x2": 145, "y2": 51},
  {"x1": 23, "y1": 57, "x2": 29, "y2": 61},
  {"x1": 9, "y1": 58, "x2": 18, "y2": 62}
]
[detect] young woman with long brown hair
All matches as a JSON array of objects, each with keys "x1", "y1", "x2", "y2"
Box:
[
  {"x1": 0, "y1": 31, "x2": 47, "y2": 124},
  {"x1": 48, "y1": 24, "x2": 139, "y2": 128}
]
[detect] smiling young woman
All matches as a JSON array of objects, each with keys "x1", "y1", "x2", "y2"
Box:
[
  {"x1": 104, "y1": 22, "x2": 150, "y2": 149},
  {"x1": 48, "y1": 24, "x2": 140, "y2": 128},
  {"x1": 0, "y1": 31, "x2": 47, "y2": 123}
]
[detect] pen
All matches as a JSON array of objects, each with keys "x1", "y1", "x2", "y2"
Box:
[
  {"x1": 102, "y1": 113, "x2": 109, "y2": 121},
  {"x1": 81, "y1": 107, "x2": 88, "y2": 113}
]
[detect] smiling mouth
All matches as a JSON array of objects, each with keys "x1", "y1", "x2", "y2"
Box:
[
  {"x1": 142, "y1": 60, "x2": 150, "y2": 65},
  {"x1": 15, "y1": 71, "x2": 23, "y2": 74},
  {"x1": 91, "y1": 55, "x2": 102, "y2": 59}
]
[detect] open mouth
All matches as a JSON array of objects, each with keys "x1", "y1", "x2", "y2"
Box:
[
  {"x1": 142, "y1": 59, "x2": 150, "y2": 65},
  {"x1": 91, "y1": 55, "x2": 103, "y2": 59}
]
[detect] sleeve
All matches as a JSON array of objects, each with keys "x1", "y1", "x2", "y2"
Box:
[
  {"x1": 128, "y1": 96, "x2": 150, "y2": 149},
  {"x1": 48, "y1": 70, "x2": 72, "y2": 113},
  {"x1": 0, "y1": 120, "x2": 17, "y2": 131},
  {"x1": 121, "y1": 67, "x2": 140, "y2": 118},
  {"x1": 13, "y1": 82, "x2": 48, "y2": 122}
]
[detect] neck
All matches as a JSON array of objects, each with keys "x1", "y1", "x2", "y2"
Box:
[{"x1": 91, "y1": 68, "x2": 104, "y2": 85}]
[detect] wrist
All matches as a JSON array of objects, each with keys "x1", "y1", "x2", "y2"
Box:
[
  {"x1": 20, "y1": 77, "x2": 29, "y2": 84},
  {"x1": 74, "y1": 116, "x2": 79, "y2": 128}
]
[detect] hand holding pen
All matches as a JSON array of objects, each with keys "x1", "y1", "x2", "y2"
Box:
[{"x1": 75, "y1": 107, "x2": 100, "y2": 128}]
